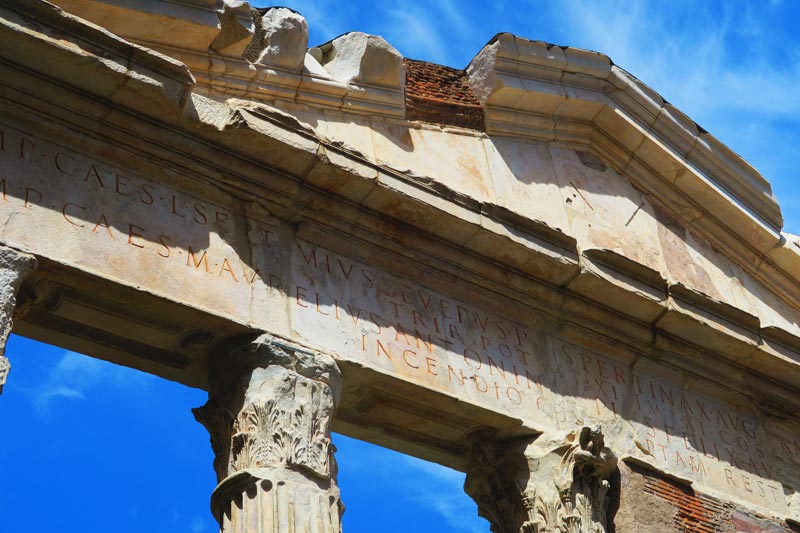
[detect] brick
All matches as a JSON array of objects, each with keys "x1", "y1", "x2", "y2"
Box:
[{"x1": 404, "y1": 59, "x2": 485, "y2": 130}]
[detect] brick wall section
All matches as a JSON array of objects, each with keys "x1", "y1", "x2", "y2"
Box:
[
  {"x1": 404, "y1": 59, "x2": 485, "y2": 130},
  {"x1": 632, "y1": 462, "x2": 796, "y2": 533},
  {"x1": 642, "y1": 471, "x2": 729, "y2": 532}
]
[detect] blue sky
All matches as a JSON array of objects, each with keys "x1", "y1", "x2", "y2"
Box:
[
  {"x1": 2, "y1": 1, "x2": 799, "y2": 532},
  {"x1": 0, "y1": 336, "x2": 486, "y2": 532}
]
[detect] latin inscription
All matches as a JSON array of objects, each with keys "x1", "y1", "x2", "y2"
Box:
[
  {"x1": 0, "y1": 123, "x2": 279, "y2": 320},
  {"x1": 290, "y1": 241, "x2": 541, "y2": 407},
  {"x1": 0, "y1": 124, "x2": 795, "y2": 514},
  {"x1": 546, "y1": 339, "x2": 792, "y2": 511},
  {"x1": 288, "y1": 240, "x2": 796, "y2": 513}
]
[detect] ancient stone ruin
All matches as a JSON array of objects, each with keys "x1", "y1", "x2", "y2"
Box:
[{"x1": 1, "y1": 1, "x2": 799, "y2": 531}]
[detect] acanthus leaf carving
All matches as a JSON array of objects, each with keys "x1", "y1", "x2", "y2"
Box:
[
  {"x1": 466, "y1": 426, "x2": 617, "y2": 533},
  {"x1": 195, "y1": 335, "x2": 340, "y2": 482},
  {"x1": 226, "y1": 379, "x2": 334, "y2": 479},
  {"x1": 195, "y1": 335, "x2": 343, "y2": 533}
]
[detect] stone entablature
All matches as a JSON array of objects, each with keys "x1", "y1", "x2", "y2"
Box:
[
  {"x1": 33, "y1": 0, "x2": 800, "y2": 365},
  {"x1": 55, "y1": 0, "x2": 407, "y2": 118},
  {"x1": 1, "y1": 0, "x2": 799, "y2": 528}
]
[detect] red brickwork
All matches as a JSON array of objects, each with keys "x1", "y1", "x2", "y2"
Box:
[
  {"x1": 642, "y1": 472, "x2": 728, "y2": 533},
  {"x1": 632, "y1": 463, "x2": 795, "y2": 533},
  {"x1": 404, "y1": 59, "x2": 485, "y2": 130}
]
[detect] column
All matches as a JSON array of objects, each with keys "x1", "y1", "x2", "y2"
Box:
[
  {"x1": 194, "y1": 334, "x2": 343, "y2": 533},
  {"x1": 464, "y1": 426, "x2": 617, "y2": 533},
  {"x1": 0, "y1": 245, "x2": 37, "y2": 395}
]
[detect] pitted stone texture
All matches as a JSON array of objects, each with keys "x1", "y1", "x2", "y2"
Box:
[
  {"x1": 209, "y1": 0, "x2": 253, "y2": 58},
  {"x1": 194, "y1": 334, "x2": 342, "y2": 533},
  {"x1": 320, "y1": 32, "x2": 404, "y2": 87},
  {"x1": 244, "y1": 7, "x2": 308, "y2": 70},
  {"x1": 0, "y1": 245, "x2": 36, "y2": 394},
  {"x1": 0, "y1": 357, "x2": 9, "y2": 395}
]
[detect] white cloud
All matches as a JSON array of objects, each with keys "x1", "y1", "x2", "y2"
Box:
[
  {"x1": 34, "y1": 385, "x2": 86, "y2": 406},
  {"x1": 399, "y1": 455, "x2": 488, "y2": 533},
  {"x1": 29, "y1": 351, "x2": 154, "y2": 416},
  {"x1": 190, "y1": 516, "x2": 207, "y2": 533},
  {"x1": 380, "y1": 7, "x2": 449, "y2": 63}
]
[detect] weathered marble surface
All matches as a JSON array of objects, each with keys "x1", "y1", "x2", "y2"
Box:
[
  {"x1": 1, "y1": 0, "x2": 799, "y2": 525},
  {"x1": 465, "y1": 427, "x2": 617, "y2": 533},
  {"x1": 0, "y1": 67, "x2": 797, "y2": 522},
  {"x1": 194, "y1": 334, "x2": 343, "y2": 532},
  {"x1": 0, "y1": 244, "x2": 37, "y2": 394},
  {"x1": 285, "y1": 238, "x2": 799, "y2": 516},
  {"x1": 0, "y1": 120, "x2": 282, "y2": 329}
]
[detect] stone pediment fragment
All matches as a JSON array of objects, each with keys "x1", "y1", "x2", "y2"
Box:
[
  {"x1": 208, "y1": 0, "x2": 252, "y2": 57},
  {"x1": 317, "y1": 32, "x2": 405, "y2": 88},
  {"x1": 53, "y1": 0, "x2": 225, "y2": 52},
  {"x1": 244, "y1": 6, "x2": 308, "y2": 70}
]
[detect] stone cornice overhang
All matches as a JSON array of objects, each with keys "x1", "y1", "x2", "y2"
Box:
[
  {"x1": 2, "y1": 1, "x2": 800, "y2": 422},
  {"x1": 0, "y1": 0, "x2": 194, "y2": 116},
  {"x1": 53, "y1": 0, "x2": 406, "y2": 117},
  {"x1": 466, "y1": 34, "x2": 800, "y2": 326},
  {"x1": 469, "y1": 33, "x2": 782, "y2": 232},
  {"x1": 44, "y1": 1, "x2": 800, "y2": 332}
]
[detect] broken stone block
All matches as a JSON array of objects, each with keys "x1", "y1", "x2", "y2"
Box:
[
  {"x1": 319, "y1": 32, "x2": 404, "y2": 88},
  {"x1": 209, "y1": 0, "x2": 253, "y2": 58},
  {"x1": 244, "y1": 6, "x2": 308, "y2": 71}
]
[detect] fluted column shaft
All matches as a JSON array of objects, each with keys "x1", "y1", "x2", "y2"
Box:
[
  {"x1": 0, "y1": 244, "x2": 36, "y2": 395},
  {"x1": 195, "y1": 334, "x2": 343, "y2": 533}
]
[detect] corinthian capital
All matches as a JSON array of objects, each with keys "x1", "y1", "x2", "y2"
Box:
[
  {"x1": 194, "y1": 334, "x2": 343, "y2": 533},
  {"x1": 465, "y1": 426, "x2": 617, "y2": 533}
]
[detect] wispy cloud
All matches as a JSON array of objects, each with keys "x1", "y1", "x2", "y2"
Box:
[
  {"x1": 379, "y1": 7, "x2": 449, "y2": 63},
  {"x1": 282, "y1": 0, "x2": 349, "y2": 44},
  {"x1": 398, "y1": 455, "x2": 488, "y2": 533},
  {"x1": 190, "y1": 516, "x2": 208, "y2": 533},
  {"x1": 335, "y1": 433, "x2": 489, "y2": 532},
  {"x1": 170, "y1": 510, "x2": 212, "y2": 533},
  {"x1": 29, "y1": 351, "x2": 154, "y2": 416}
]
